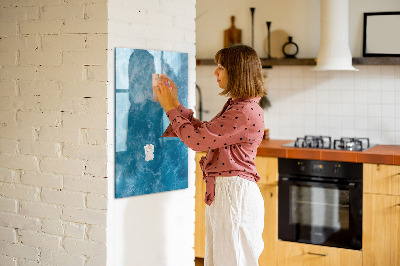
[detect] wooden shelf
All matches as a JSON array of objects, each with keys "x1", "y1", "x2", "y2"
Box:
[
  {"x1": 196, "y1": 57, "x2": 400, "y2": 67},
  {"x1": 352, "y1": 57, "x2": 400, "y2": 65}
]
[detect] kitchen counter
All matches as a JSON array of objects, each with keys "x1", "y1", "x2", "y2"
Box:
[{"x1": 257, "y1": 139, "x2": 400, "y2": 165}]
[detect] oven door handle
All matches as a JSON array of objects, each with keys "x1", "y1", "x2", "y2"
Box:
[{"x1": 280, "y1": 177, "x2": 357, "y2": 189}]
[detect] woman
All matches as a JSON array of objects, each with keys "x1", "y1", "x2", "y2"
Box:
[{"x1": 154, "y1": 44, "x2": 266, "y2": 266}]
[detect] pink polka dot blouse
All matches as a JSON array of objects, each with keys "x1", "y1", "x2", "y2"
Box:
[{"x1": 162, "y1": 97, "x2": 265, "y2": 205}]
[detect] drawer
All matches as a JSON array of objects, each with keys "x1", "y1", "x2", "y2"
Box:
[
  {"x1": 276, "y1": 241, "x2": 362, "y2": 266},
  {"x1": 364, "y1": 164, "x2": 400, "y2": 196}
]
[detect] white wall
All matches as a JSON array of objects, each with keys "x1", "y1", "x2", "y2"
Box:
[
  {"x1": 196, "y1": 0, "x2": 400, "y2": 145},
  {"x1": 0, "y1": 1, "x2": 108, "y2": 265},
  {"x1": 197, "y1": 0, "x2": 400, "y2": 58},
  {"x1": 107, "y1": 1, "x2": 197, "y2": 266}
]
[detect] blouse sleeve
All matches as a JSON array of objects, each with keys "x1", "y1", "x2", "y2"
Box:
[
  {"x1": 165, "y1": 106, "x2": 249, "y2": 151},
  {"x1": 161, "y1": 104, "x2": 202, "y2": 138}
]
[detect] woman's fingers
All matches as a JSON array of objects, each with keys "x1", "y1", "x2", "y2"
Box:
[{"x1": 165, "y1": 77, "x2": 176, "y2": 88}]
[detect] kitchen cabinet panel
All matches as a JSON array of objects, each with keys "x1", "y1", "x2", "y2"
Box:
[
  {"x1": 363, "y1": 193, "x2": 400, "y2": 266},
  {"x1": 259, "y1": 185, "x2": 278, "y2": 266},
  {"x1": 255, "y1": 156, "x2": 278, "y2": 186},
  {"x1": 276, "y1": 241, "x2": 362, "y2": 266},
  {"x1": 364, "y1": 164, "x2": 400, "y2": 196},
  {"x1": 195, "y1": 152, "x2": 207, "y2": 258}
]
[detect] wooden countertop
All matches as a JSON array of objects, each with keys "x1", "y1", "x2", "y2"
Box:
[{"x1": 256, "y1": 139, "x2": 400, "y2": 165}]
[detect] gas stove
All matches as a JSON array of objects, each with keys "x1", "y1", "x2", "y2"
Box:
[{"x1": 283, "y1": 135, "x2": 373, "y2": 151}]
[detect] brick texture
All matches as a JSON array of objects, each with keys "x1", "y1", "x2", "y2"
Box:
[{"x1": 0, "y1": 1, "x2": 108, "y2": 264}]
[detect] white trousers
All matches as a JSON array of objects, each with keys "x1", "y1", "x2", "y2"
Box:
[{"x1": 205, "y1": 176, "x2": 264, "y2": 266}]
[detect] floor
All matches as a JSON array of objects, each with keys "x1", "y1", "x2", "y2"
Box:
[{"x1": 195, "y1": 257, "x2": 204, "y2": 266}]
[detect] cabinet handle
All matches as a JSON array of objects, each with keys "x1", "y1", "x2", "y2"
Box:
[{"x1": 307, "y1": 252, "x2": 328, "y2": 257}]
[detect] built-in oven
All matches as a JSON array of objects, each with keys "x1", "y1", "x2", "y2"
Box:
[{"x1": 278, "y1": 158, "x2": 363, "y2": 250}]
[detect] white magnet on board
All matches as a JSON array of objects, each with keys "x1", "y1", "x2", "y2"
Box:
[{"x1": 144, "y1": 144, "x2": 154, "y2": 161}]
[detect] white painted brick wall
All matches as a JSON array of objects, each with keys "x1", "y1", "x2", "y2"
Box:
[
  {"x1": 0, "y1": 0, "x2": 108, "y2": 264},
  {"x1": 42, "y1": 219, "x2": 64, "y2": 236},
  {"x1": 64, "y1": 222, "x2": 85, "y2": 239},
  {"x1": 0, "y1": 227, "x2": 17, "y2": 243},
  {"x1": 40, "y1": 249, "x2": 85, "y2": 266}
]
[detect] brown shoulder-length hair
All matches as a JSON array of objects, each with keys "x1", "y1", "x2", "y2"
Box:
[{"x1": 214, "y1": 44, "x2": 266, "y2": 99}]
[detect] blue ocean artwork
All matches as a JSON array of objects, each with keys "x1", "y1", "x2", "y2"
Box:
[{"x1": 115, "y1": 47, "x2": 189, "y2": 198}]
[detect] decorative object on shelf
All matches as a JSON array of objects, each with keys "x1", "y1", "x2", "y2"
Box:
[
  {"x1": 224, "y1": 16, "x2": 242, "y2": 48},
  {"x1": 363, "y1": 11, "x2": 400, "y2": 57},
  {"x1": 263, "y1": 129, "x2": 270, "y2": 140},
  {"x1": 264, "y1": 29, "x2": 289, "y2": 58},
  {"x1": 282, "y1": 36, "x2": 299, "y2": 58},
  {"x1": 314, "y1": 0, "x2": 357, "y2": 71},
  {"x1": 265, "y1": 21, "x2": 272, "y2": 58},
  {"x1": 250, "y1": 7, "x2": 255, "y2": 48},
  {"x1": 259, "y1": 95, "x2": 271, "y2": 110}
]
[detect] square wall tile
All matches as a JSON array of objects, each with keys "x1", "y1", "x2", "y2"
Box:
[
  {"x1": 367, "y1": 91, "x2": 381, "y2": 105},
  {"x1": 368, "y1": 117, "x2": 382, "y2": 131},
  {"x1": 355, "y1": 104, "x2": 368, "y2": 116},
  {"x1": 381, "y1": 66, "x2": 395, "y2": 77},
  {"x1": 355, "y1": 116, "x2": 368, "y2": 130},
  {"x1": 382, "y1": 117, "x2": 396, "y2": 131},
  {"x1": 382, "y1": 104, "x2": 395, "y2": 118},
  {"x1": 381, "y1": 131, "x2": 396, "y2": 144},
  {"x1": 382, "y1": 90, "x2": 395, "y2": 104},
  {"x1": 367, "y1": 104, "x2": 381, "y2": 118},
  {"x1": 382, "y1": 78, "x2": 395, "y2": 91},
  {"x1": 316, "y1": 89, "x2": 329, "y2": 103}
]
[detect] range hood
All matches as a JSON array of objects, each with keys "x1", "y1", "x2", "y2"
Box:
[{"x1": 314, "y1": 0, "x2": 358, "y2": 71}]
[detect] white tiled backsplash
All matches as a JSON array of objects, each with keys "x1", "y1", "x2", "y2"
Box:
[{"x1": 196, "y1": 65, "x2": 400, "y2": 145}]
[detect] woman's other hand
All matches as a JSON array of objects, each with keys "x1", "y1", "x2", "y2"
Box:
[
  {"x1": 153, "y1": 78, "x2": 175, "y2": 113},
  {"x1": 163, "y1": 76, "x2": 180, "y2": 108}
]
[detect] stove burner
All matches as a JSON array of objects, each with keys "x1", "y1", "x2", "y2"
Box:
[
  {"x1": 287, "y1": 136, "x2": 372, "y2": 151},
  {"x1": 333, "y1": 137, "x2": 370, "y2": 151},
  {"x1": 295, "y1": 135, "x2": 332, "y2": 149}
]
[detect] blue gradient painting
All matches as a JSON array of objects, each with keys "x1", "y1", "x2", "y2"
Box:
[{"x1": 115, "y1": 48, "x2": 188, "y2": 198}]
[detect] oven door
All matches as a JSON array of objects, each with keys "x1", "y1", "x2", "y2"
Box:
[{"x1": 278, "y1": 176, "x2": 362, "y2": 250}]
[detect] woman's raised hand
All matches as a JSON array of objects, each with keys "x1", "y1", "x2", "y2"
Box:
[
  {"x1": 153, "y1": 76, "x2": 175, "y2": 113},
  {"x1": 162, "y1": 76, "x2": 180, "y2": 108}
]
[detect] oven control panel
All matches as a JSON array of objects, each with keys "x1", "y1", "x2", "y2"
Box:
[{"x1": 281, "y1": 158, "x2": 362, "y2": 180}]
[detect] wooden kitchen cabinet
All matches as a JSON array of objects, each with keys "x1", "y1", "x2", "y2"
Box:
[
  {"x1": 258, "y1": 184, "x2": 278, "y2": 266},
  {"x1": 276, "y1": 241, "x2": 362, "y2": 266},
  {"x1": 255, "y1": 156, "x2": 278, "y2": 186},
  {"x1": 363, "y1": 163, "x2": 400, "y2": 266},
  {"x1": 363, "y1": 193, "x2": 400, "y2": 266},
  {"x1": 195, "y1": 152, "x2": 207, "y2": 258},
  {"x1": 364, "y1": 163, "x2": 400, "y2": 196}
]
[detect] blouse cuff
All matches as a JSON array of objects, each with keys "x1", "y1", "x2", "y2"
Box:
[
  {"x1": 177, "y1": 104, "x2": 193, "y2": 117},
  {"x1": 166, "y1": 108, "x2": 181, "y2": 123},
  {"x1": 161, "y1": 124, "x2": 177, "y2": 138}
]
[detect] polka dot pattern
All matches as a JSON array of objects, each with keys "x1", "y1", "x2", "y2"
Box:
[{"x1": 161, "y1": 97, "x2": 265, "y2": 205}]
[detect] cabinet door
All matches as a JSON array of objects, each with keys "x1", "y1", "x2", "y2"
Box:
[
  {"x1": 255, "y1": 156, "x2": 278, "y2": 186},
  {"x1": 259, "y1": 185, "x2": 278, "y2": 266},
  {"x1": 364, "y1": 164, "x2": 400, "y2": 196},
  {"x1": 277, "y1": 241, "x2": 362, "y2": 266},
  {"x1": 363, "y1": 193, "x2": 400, "y2": 266},
  {"x1": 195, "y1": 152, "x2": 207, "y2": 258}
]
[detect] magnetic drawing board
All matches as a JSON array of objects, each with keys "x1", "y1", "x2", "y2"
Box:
[{"x1": 115, "y1": 47, "x2": 188, "y2": 198}]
